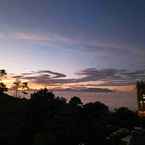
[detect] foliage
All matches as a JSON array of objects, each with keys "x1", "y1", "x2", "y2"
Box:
[
  {"x1": 0, "y1": 88, "x2": 143, "y2": 145},
  {"x1": 69, "y1": 96, "x2": 83, "y2": 106},
  {"x1": 0, "y1": 69, "x2": 7, "y2": 93},
  {"x1": 0, "y1": 82, "x2": 8, "y2": 93}
]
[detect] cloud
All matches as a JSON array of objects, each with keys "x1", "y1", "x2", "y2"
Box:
[
  {"x1": 13, "y1": 32, "x2": 144, "y2": 67},
  {"x1": 15, "y1": 32, "x2": 49, "y2": 42},
  {"x1": 77, "y1": 68, "x2": 145, "y2": 85},
  {"x1": 10, "y1": 68, "x2": 145, "y2": 90},
  {"x1": 14, "y1": 32, "x2": 77, "y2": 48},
  {"x1": 0, "y1": 31, "x2": 135, "y2": 54},
  {"x1": 12, "y1": 70, "x2": 66, "y2": 83},
  {"x1": 2, "y1": 31, "x2": 145, "y2": 70},
  {"x1": 53, "y1": 87, "x2": 112, "y2": 93},
  {"x1": 37, "y1": 70, "x2": 66, "y2": 78},
  {"x1": 76, "y1": 68, "x2": 125, "y2": 82}
]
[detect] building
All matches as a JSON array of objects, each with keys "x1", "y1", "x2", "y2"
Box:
[{"x1": 137, "y1": 81, "x2": 145, "y2": 116}]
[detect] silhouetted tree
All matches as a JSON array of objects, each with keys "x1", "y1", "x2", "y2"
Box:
[
  {"x1": 0, "y1": 82, "x2": 8, "y2": 93},
  {"x1": 0, "y1": 69, "x2": 7, "y2": 81},
  {"x1": 56, "y1": 96, "x2": 67, "y2": 104},
  {"x1": 84, "y1": 101, "x2": 109, "y2": 119},
  {"x1": 69, "y1": 96, "x2": 83, "y2": 106},
  {"x1": 0, "y1": 69, "x2": 7, "y2": 93},
  {"x1": 82, "y1": 102, "x2": 110, "y2": 145},
  {"x1": 30, "y1": 88, "x2": 55, "y2": 103},
  {"x1": 21, "y1": 82, "x2": 29, "y2": 96},
  {"x1": 114, "y1": 107, "x2": 138, "y2": 129},
  {"x1": 13, "y1": 78, "x2": 21, "y2": 97},
  {"x1": 29, "y1": 89, "x2": 55, "y2": 131},
  {"x1": 0, "y1": 87, "x2": 142, "y2": 145}
]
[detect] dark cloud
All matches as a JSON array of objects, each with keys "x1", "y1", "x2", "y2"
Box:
[
  {"x1": 76, "y1": 68, "x2": 126, "y2": 82},
  {"x1": 37, "y1": 70, "x2": 66, "y2": 78},
  {"x1": 77, "y1": 68, "x2": 145, "y2": 85},
  {"x1": 11, "y1": 68, "x2": 145, "y2": 87},
  {"x1": 53, "y1": 87, "x2": 112, "y2": 93},
  {"x1": 12, "y1": 75, "x2": 24, "y2": 79},
  {"x1": 14, "y1": 70, "x2": 66, "y2": 79}
]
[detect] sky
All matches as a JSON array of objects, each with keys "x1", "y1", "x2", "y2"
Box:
[{"x1": 0, "y1": 0, "x2": 145, "y2": 108}]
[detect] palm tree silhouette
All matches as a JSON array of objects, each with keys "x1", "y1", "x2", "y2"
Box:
[
  {"x1": 22, "y1": 82, "x2": 29, "y2": 94},
  {"x1": 0, "y1": 69, "x2": 7, "y2": 82},
  {"x1": 13, "y1": 78, "x2": 21, "y2": 97}
]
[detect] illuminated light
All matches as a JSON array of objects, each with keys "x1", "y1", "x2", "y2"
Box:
[
  {"x1": 138, "y1": 111, "x2": 145, "y2": 117},
  {"x1": 140, "y1": 101, "x2": 143, "y2": 104},
  {"x1": 143, "y1": 94, "x2": 145, "y2": 99}
]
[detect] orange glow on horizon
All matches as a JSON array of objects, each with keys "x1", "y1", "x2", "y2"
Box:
[{"x1": 1, "y1": 75, "x2": 136, "y2": 93}]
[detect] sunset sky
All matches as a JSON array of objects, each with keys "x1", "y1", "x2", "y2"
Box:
[{"x1": 0, "y1": 0, "x2": 145, "y2": 108}]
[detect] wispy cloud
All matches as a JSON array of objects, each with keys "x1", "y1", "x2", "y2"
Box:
[
  {"x1": 12, "y1": 68, "x2": 145, "y2": 84},
  {"x1": 14, "y1": 32, "x2": 131, "y2": 54},
  {"x1": 77, "y1": 68, "x2": 145, "y2": 85},
  {"x1": 1, "y1": 31, "x2": 145, "y2": 76},
  {"x1": 15, "y1": 32, "x2": 49, "y2": 42},
  {"x1": 53, "y1": 87, "x2": 112, "y2": 93},
  {"x1": 9, "y1": 68, "x2": 145, "y2": 92},
  {"x1": 0, "y1": 31, "x2": 136, "y2": 54}
]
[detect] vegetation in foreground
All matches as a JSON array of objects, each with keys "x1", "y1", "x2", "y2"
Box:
[{"x1": 0, "y1": 89, "x2": 144, "y2": 145}]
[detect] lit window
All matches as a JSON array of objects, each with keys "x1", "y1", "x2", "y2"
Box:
[
  {"x1": 143, "y1": 94, "x2": 145, "y2": 99},
  {"x1": 140, "y1": 101, "x2": 143, "y2": 104}
]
